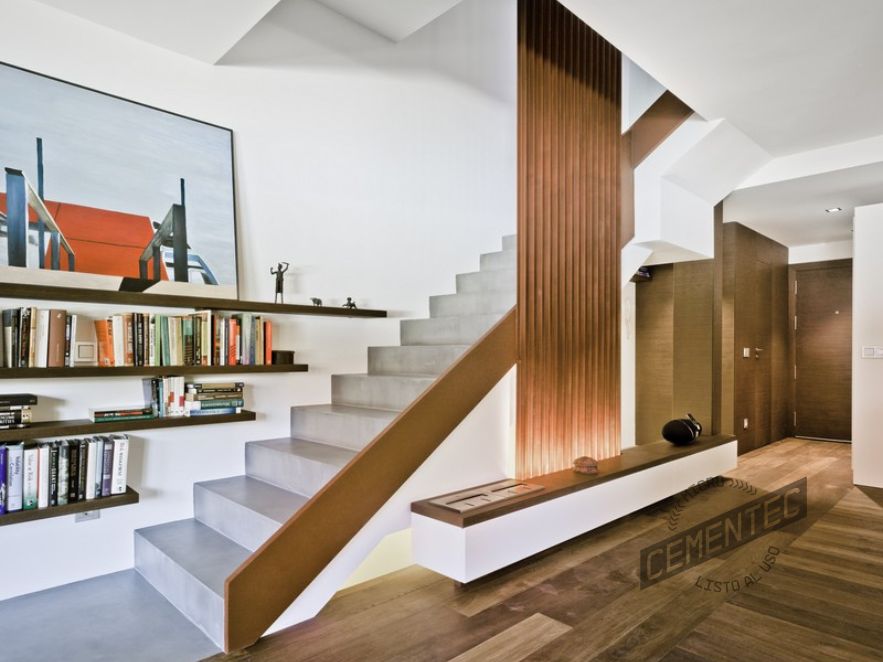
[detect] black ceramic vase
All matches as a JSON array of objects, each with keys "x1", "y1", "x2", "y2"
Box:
[{"x1": 662, "y1": 413, "x2": 702, "y2": 446}]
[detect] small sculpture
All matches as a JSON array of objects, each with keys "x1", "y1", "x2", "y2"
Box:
[
  {"x1": 270, "y1": 262, "x2": 289, "y2": 304},
  {"x1": 573, "y1": 456, "x2": 598, "y2": 475},
  {"x1": 343, "y1": 297, "x2": 358, "y2": 310},
  {"x1": 662, "y1": 413, "x2": 702, "y2": 446},
  {"x1": 310, "y1": 297, "x2": 323, "y2": 306}
]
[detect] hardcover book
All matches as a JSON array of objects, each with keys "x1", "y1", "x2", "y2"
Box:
[
  {"x1": 0, "y1": 446, "x2": 6, "y2": 515},
  {"x1": 101, "y1": 438, "x2": 114, "y2": 496},
  {"x1": 57, "y1": 440, "x2": 69, "y2": 506},
  {"x1": 110, "y1": 435, "x2": 129, "y2": 495},
  {"x1": 47, "y1": 309, "x2": 67, "y2": 368},
  {"x1": 68, "y1": 440, "x2": 80, "y2": 503},
  {"x1": 49, "y1": 442, "x2": 59, "y2": 507},
  {"x1": 22, "y1": 446, "x2": 38, "y2": 509},
  {"x1": 6, "y1": 443, "x2": 24, "y2": 511},
  {"x1": 37, "y1": 443, "x2": 50, "y2": 508}
]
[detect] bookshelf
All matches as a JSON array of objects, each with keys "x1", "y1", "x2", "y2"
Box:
[
  {"x1": 0, "y1": 487, "x2": 140, "y2": 527},
  {"x1": 0, "y1": 282, "x2": 387, "y2": 318},
  {"x1": 0, "y1": 410, "x2": 257, "y2": 442},
  {"x1": 0, "y1": 364, "x2": 308, "y2": 378}
]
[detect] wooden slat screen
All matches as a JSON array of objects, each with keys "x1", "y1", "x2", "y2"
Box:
[{"x1": 517, "y1": 0, "x2": 621, "y2": 477}]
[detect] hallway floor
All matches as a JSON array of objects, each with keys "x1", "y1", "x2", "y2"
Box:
[{"x1": 213, "y1": 439, "x2": 883, "y2": 661}]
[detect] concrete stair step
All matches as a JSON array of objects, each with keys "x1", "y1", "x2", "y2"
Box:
[
  {"x1": 479, "y1": 249, "x2": 516, "y2": 271},
  {"x1": 502, "y1": 234, "x2": 516, "y2": 251},
  {"x1": 245, "y1": 437, "x2": 355, "y2": 496},
  {"x1": 331, "y1": 373, "x2": 434, "y2": 410},
  {"x1": 368, "y1": 344, "x2": 467, "y2": 376},
  {"x1": 400, "y1": 314, "x2": 501, "y2": 346},
  {"x1": 194, "y1": 475, "x2": 309, "y2": 551},
  {"x1": 289, "y1": 404, "x2": 397, "y2": 451},
  {"x1": 134, "y1": 518, "x2": 250, "y2": 648},
  {"x1": 455, "y1": 268, "x2": 516, "y2": 294},
  {"x1": 429, "y1": 290, "x2": 515, "y2": 317}
]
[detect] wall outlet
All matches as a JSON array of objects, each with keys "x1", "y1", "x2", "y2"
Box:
[
  {"x1": 743, "y1": 418, "x2": 749, "y2": 430},
  {"x1": 75, "y1": 511, "x2": 101, "y2": 523}
]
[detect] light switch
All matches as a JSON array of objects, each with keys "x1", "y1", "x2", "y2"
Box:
[
  {"x1": 862, "y1": 346, "x2": 875, "y2": 358},
  {"x1": 876, "y1": 347, "x2": 883, "y2": 359},
  {"x1": 743, "y1": 418, "x2": 749, "y2": 430},
  {"x1": 743, "y1": 347, "x2": 752, "y2": 358}
]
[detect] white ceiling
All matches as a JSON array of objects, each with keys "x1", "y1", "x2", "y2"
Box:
[
  {"x1": 723, "y1": 162, "x2": 883, "y2": 246},
  {"x1": 315, "y1": 0, "x2": 463, "y2": 42},
  {"x1": 561, "y1": 0, "x2": 883, "y2": 157},
  {"x1": 31, "y1": 0, "x2": 284, "y2": 63},
  {"x1": 30, "y1": 0, "x2": 467, "y2": 62}
]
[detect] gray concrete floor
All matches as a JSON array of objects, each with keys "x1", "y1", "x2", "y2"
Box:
[{"x1": 0, "y1": 570, "x2": 220, "y2": 662}]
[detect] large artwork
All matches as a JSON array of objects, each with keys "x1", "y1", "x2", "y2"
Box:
[{"x1": 0, "y1": 63, "x2": 237, "y2": 297}]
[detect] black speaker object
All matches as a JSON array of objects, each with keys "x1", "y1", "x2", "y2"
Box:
[
  {"x1": 662, "y1": 413, "x2": 702, "y2": 446},
  {"x1": 271, "y1": 350, "x2": 295, "y2": 365}
]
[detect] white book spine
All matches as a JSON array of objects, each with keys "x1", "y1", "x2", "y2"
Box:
[
  {"x1": 111, "y1": 435, "x2": 129, "y2": 495},
  {"x1": 37, "y1": 444, "x2": 50, "y2": 508},
  {"x1": 148, "y1": 314, "x2": 156, "y2": 367},
  {"x1": 6, "y1": 444, "x2": 24, "y2": 511},
  {"x1": 22, "y1": 447, "x2": 38, "y2": 509},
  {"x1": 112, "y1": 315, "x2": 125, "y2": 368},
  {"x1": 68, "y1": 314, "x2": 78, "y2": 367},
  {"x1": 35, "y1": 309, "x2": 50, "y2": 368},
  {"x1": 57, "y1": 442, "x2": 69, "y2": 506},
  {"x1": 85, "y1": 440, "x2": 98, "y2": 500},
  {"x1": 93, "y1": 438, "x2": 105, "y2": 497}
]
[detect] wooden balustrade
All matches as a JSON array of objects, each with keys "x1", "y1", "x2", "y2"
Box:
[{"x1": 224, "y1": 308, "x2": 518, "y2": 652}]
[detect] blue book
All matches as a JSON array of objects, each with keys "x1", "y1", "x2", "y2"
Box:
[
  {"x1": 0, "y1": 446, "x2": 7, "y2": 514},
  {"x1": 187, "y1": 407, "x2": 241, "y2": 417}
]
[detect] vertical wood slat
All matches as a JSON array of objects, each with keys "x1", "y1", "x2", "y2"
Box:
[{"x1": 516, "y1": 0, "x2": 621, "y2": 477}]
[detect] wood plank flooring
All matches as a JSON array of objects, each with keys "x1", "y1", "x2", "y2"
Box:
[{"x1": 210, "y1": 439, "x2": 883, "y2": 661}]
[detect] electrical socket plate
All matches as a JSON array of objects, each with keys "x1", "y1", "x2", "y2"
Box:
[{"x1": 75, "y1": 511, "x2": 101, "y2": 523}]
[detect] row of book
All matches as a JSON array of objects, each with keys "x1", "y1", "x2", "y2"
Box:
[
  {"x1": 90, "y1": 380, "x2": 245, "y2": 422},
  {"x1": 0, "y1": 435, "x2": 130, "y2": 514},
  {"x1": 0, "y1": 393, "x2": 36, "y2": 431},
  {"x1": 95, "y1": 312, "x2": 272, "y2": 368},
  {"x1": 1, "y1": 308, "x2": 273, "y2": 369},
  {"x1": 1, "y1": 308, "x2": 76, "y2": 368}
]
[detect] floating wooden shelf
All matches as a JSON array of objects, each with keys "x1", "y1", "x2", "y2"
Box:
[
  {"x1": 0, "y1": 364, "x2": 308, "y2": 379},
  {"x1": 0, "y1": 410, "x2": 257, "y2": 442},
  {"x1": 0, "y1": 282, "x2": 387, "y2": 318},
  {"x1": 0, "y1": 487, "x2": 140, "y2": 527}
]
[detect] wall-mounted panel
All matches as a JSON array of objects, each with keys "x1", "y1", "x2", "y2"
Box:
[{"x1": 517, "y1": 0, "x2": 621, "y2": 477}]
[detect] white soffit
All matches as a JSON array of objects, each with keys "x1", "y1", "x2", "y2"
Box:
[
  {"x1": 30, "y1": 0, "x2": 284, "y2": 63},
  {"x1": 560, "y1": 0, "x2": 883, "y2": 156},
  {"x1": 315, "y1": 0, "x2": 465, "y2": 42},
  {"x1": 724, "y1": 162, "x2": 883, "y2": 247}
]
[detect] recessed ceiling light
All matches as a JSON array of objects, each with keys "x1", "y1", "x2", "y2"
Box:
[{"x1": 825, "y1": 207, "x2": 843, "y2": 213}]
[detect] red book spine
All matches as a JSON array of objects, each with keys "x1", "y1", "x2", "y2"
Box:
[
  {"x1": 228, "y1": 320, "x2": 238, "y2": 366},
  {"x1": 264, "y1": 321, "x2": 272, "y2": 365}
]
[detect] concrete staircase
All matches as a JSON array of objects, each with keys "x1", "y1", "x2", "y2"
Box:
[{"x1": 133, "y1": 234, "x2": 516, "y2": 647}]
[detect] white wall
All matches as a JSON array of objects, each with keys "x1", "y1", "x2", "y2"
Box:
[
  {"x1": 852, "y1": 204, "x2": 883, "y2": 488},
  {"x1": 0, "y1": 0, "x2": 516, "y2": 599},
  {"x1": 620, "y1": 283, "x2": 636, "y2": 449},
  {"x1": 789, "y1": 239, "x2": 853, "y2": 264}
]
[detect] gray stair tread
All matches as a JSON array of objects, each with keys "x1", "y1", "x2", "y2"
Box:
[
  {"x1": 135, "y1": 519, "x2": 250, "y2": 597},
  {"x1": 0, "y1": 570, "x2": 219, "y2": 661},
  {"x1": 291, "y1": 403, "x2": 400, "y2": 423},
  {"x1": 248, "y1": 437, "x2": 357, "y2": 467},
  {"x1": 196, "y1": 475, "x2": 309, "y2": 523}
]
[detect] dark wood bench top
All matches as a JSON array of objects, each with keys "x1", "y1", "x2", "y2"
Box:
[{"x1": 411, "y1": 435, "x2": 737, "y2": 527}]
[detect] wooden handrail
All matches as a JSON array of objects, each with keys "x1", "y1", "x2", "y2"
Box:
[{"x1": 224, "y1": 307, "x2": 518, "y2": 651}]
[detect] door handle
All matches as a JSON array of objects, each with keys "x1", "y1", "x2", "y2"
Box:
[{"x1": 755, "y1": 347, "x2": 765, "y2": 359}]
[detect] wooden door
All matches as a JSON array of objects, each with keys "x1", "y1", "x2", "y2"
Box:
[
  {"x1": 753, "y1": 260, "x2": 772, "y2": 449},
  {"x1": 795, "y1": 262, "x2": 852, "y2": 441}
]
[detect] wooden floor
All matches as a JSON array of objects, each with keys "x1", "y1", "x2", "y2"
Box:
[{"x1": 212, "y1": 439, "x2": 883, "y2": 661}]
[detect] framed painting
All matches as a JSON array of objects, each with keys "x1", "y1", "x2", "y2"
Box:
[{"x1": 0, "y1": 62, "x2": 238, "y2": 298}]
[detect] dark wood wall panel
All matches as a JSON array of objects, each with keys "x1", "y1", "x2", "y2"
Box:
[
  {"x1": 719, "y1": 222, "x2": 788, "y2": 453},
  {"x1": 516, "y1": 0, "x2": 621, "y2": 477},
  {"x1": 636, "y1": 261, "x2": 713, "y2": 444}
]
